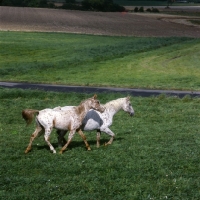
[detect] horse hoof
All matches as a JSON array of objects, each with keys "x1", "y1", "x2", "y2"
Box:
[
  {"x1": 25, "y1": 149, "x2": 30, "y2": 154},
  {"x1": 104, "y1": 143, "x2": 111, "y2": 146},
  {"x1": 59, "y1": 151, "x2": 63, "y2": 154},
  {"x1": 87, "y1": 147, "x2": 91, "y2": 151}
]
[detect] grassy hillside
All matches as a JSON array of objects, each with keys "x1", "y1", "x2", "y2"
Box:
[
  {"x1": 1, "y1": 88, "x2": 200, "y2": 199},
  {"x1": 1, "y1": 31, "x2": 200, "y2": 91}
]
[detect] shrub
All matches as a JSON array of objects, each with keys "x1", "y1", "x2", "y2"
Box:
[
  {"x1": 134, "y1": 7, "x2": 138, "y2": 12},
  {"x1": 62, "y1": 1, "x2": 82, "y2": 10},
  {"x1": 66, "y1": 0, "x2": 76, "y2": 3},
  {"x1": 138, "y1": 6, "x2": 144, "y2": 12},
  {"x1": 81, "y1": 0, "x2": 125, "y2": 12},
  {"x1": 47, "y1": 2, "x2": 55, "y2": 8},
  {"x1": 0, "y1": 0, "x2": 48, "y2": 7},
  {"x1": 109, "y1": 3, "x2": 125, "y2": 12},
  {"x1": 146, "y1": 7, "x2": 159, "y2": 13},
  {"x1": 146, "y1": 8, "x2": 152, "y2": 12},
  {"x1": 151, "y1": 7, "x2": 159, "y2": 13}
]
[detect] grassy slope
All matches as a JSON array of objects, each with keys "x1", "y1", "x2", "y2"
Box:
[
  {"x1": 0, "y1": 88, "x2": 200, "y2": 199},
  {"x1": 1, "y1": 31, "x2": 200, "y2": 91}
]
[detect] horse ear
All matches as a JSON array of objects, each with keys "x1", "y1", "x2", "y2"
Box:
[
  {"x1": 93, "y1": 94, "x2": 97, "y2": 99},
  {"x1": 127, "y1": 96, "x2": 130, "y2": 100}
]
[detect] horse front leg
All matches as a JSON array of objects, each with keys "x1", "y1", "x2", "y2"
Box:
[
  {"x1": 78, "y1": 129, "x2": 91, "y2": 151},
  {"x1": 59, "y1": 130, "x2": 76, "y2": 154},
  {"x1": 44, "y1": 127, "x2": 56, "y2": 154},
  {"x1": 96, "y1": 129, "x2": 101, "y2": 148},
  {"x1": 102, "y1": 128, "x2": 115, "y2": 146},
  {"x1": 25, "y1": 126, "x2": 43, "y2": 154}
]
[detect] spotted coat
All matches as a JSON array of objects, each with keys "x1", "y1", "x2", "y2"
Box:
[{"x1": 22, "y1": 94, "x2": 105, "y2": 154}]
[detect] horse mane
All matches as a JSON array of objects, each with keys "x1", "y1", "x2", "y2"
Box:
[
  {"x1": 75, "y1": 104, "x2": 85, "y2": 115},
  {"x1": 74, "y1": 98, "x2": 91, "y2": 116},
  {"x1": 104, "y1": 98, "x2": 126, "y2": 109}
]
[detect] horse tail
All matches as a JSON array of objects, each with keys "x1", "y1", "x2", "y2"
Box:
[{"x1": 22, "y1": 109, "x2": 40, "y2": 125}]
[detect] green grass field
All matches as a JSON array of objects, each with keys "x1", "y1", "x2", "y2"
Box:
[
  {"x1": 1, "y1": 30, "x2": 200, "y2": 199},
  {"x1": 1, "y1": 87, "x2": 200, "y2": 199},
  {"x1": 1, "y1": 31, "x2": 200, "y2": 91}
]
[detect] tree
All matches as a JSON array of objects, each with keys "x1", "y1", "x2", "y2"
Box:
[
  {"x1": 167, "y1": 0, "x2": 175, "y2": 8},
  {"x1": 0, "y1": 0, "x2": 48, "y2": 7},
  {"x1": 65, "y1": 0, "x2": 76, "y2": 3},
  {"x1": 81, "y1": 0, "x2": 125, "y2": 12}
]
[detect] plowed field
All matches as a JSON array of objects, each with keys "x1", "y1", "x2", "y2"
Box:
[{"x1": 0, "y1": 6, "x2": 200, "y2": 37}]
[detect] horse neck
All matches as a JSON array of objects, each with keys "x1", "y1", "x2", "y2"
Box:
[
  {"x1": 75, "y1": 102, "x2": 91, "y2": 121},
  {"x1": 104, "y1": 99, "x2": 124, "y2": 117}
]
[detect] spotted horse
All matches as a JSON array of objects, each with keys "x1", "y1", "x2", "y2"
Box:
[
  {"x1": 56, "y1": 96, "x2": 134, "y2": 148},
  {"x1": 22, "y1": 94, "x2": 105, "y2": 154}
]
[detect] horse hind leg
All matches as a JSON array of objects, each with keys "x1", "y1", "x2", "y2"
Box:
[
  {"x1": 59, "y1": 130, "x2": 76, "y2": 154},
  {"x1": 57, "y1": 130, "x2": 67, "y2": 147},
  {"x1": 44, "y1": 128, "x2": 56, "y2": 154},
  {"x1": 105, "y1": 137, "x2": 114, "y2": 146},
  {"x1": 78, "y1": 130, "x2": 91, "y2": 151},
  {"x1": 102, "y1": 128, "x2": 115, "y2": 146},
  {"x1": 25, "y1": 125, "x2": 43, "y2": 154}
]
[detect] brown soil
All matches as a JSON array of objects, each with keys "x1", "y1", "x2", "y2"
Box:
[{"x1": 0, "y1": 6, "x2": 200, "y2": 37}]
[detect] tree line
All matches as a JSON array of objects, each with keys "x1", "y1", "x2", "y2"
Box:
[
  {"x1": 0, "y1": 0, "x2": 125, "y2": 12},
  {"x1": 0, "y1": 0, "x2": 48, "y2": 7}
]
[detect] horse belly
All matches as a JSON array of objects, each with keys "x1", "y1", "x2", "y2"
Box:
[
  {"x1": 54, "y1": 116, "x2": 71, "y2": 131},
  {"x1": 82, "y1": 119, "x2": 100, "y2": 131}
]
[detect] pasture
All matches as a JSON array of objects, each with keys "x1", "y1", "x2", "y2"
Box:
[
  {"x1": 1, "y1": 6, "x2": 200, "y2": 199},
  {"x1": 1, "y1": 31, "x2": 200, "y2": 91},
  {"x1": 1, "y1": 88, "x2": 200, "y2": 199}
]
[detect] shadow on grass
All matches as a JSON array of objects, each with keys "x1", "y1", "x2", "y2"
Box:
[{"x1": 33, "y1": 137, "x2": 125, "y2": 152}]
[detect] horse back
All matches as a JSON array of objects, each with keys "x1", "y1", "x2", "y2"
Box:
[{"x1": 37, "y1": 109, "x2": 73, "y2": 130}]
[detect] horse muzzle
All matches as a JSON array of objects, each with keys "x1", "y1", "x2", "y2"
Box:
[
  {"x1": 130, "y1": 112, "x2": 134, "y2": 117},
  {"x1": 99, "y1": 106, "x2": 106, "y2": 113},
  {"x1": 95, "y1": 105, "x2": 105, "y2": 113}
]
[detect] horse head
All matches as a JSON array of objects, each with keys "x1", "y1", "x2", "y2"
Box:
[
  {"x1": 122, "y1": 96, "x2": 134, "y2": 116},
  {"x1": 87, "y1": 94, "x2": 105, "y2": 113}
]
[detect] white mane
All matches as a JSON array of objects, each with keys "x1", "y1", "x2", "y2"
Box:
[{"x1": 104, "y1": 98, "x2": 126, "y2": 111}]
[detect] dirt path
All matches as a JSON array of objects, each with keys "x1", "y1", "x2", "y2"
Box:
[
  {"x1": 1, "y1": 81, "x2": 200, "y2": 98},
  {"x1": 0, "y1": 6, "x2": 200, "y2": 37}
]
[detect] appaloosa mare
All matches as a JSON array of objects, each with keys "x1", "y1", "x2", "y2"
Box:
[{"x1": 22, "y1": 94, "x2": 105, "y2": 154}]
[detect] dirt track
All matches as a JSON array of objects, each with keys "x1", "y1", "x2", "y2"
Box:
[
  {"x1": 1, "y1": 81, "x2": 200, "y2": 97},
  {"x1": 0, "y1": 6, "x2": 200, "y2": 37}
]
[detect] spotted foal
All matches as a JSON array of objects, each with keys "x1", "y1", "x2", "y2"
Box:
[{"x1": 22, "y1": 94, "x2": 105, "y2": 154}]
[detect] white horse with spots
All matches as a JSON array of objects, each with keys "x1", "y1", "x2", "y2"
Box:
[
  {"x1": 22, "y1": 94, "x2": 105, "y2": 154},
  {"x1": 57, "y1": 96, "x2": 134, "y2": 147}
]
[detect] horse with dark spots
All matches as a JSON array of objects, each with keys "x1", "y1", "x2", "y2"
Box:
[
  {"x1": 57, "y1": 96, "x2": 134, "y2": 148},
  {"x1": 22, "y1": 94, "x2": 105, "y2": 154}
]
